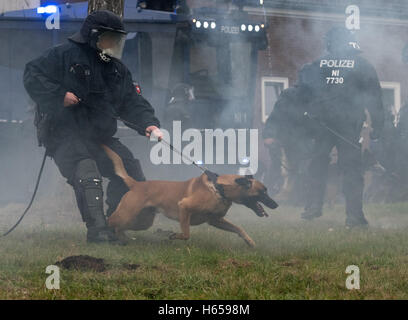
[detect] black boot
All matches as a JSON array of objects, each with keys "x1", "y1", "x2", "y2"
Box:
[
  {"x1": 301, "y1": 208, "x2": 323, "y2": 220},
  {"x1": 85, "y1": 208, "x2": 119, "y2": 243},
  {"x1": 87, "y1": 226, "x2": 119, "y2": 243},
  {"x1": 73, "y1": 159, "x2": 120, "y2": 244},
  {"x1": 345, "y1": 214, "x2": 368, "y2": 228}
]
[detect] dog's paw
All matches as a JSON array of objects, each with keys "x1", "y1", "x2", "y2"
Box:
[
  {"x1": 155, "y1": 229, "x2": 175, "y2": 237},
  {"x1": 169, "y1": 232, "x2": 182, "y2": 240},
  {"x1": 245, "y1": 238, "x2": 256, "y2": 248},
  {"x1": 169, "y1": 233, "x2": 188, "y2": 240}
]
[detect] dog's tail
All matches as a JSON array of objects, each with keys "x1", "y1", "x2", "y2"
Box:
[{"x1": 102, "y1": 144, "x2": 137, "y2": 189}]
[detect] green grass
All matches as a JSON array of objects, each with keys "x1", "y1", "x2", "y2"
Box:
[{"x1": 1, "y1": 200, "x2": 408, "y2": 299}]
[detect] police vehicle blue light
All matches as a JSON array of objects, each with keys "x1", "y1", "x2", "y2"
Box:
[{"x1": 37, "y1": 5, "x2": 58, "y2": 14}]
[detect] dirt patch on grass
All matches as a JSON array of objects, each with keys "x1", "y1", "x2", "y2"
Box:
[
  {"x1": 55, "y1": 255, "x2": 146, "y2": 272},
  {"x1": 55, "y1": 255, "x2": 107, "y2": 272}
]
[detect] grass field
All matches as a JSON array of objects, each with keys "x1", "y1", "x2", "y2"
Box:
[{"x1": 1, "y1": 198, "x2": 408, "y2": 300}]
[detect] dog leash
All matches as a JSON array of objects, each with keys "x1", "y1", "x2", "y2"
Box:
[
  {"x1": 78, "y1": 100, "x2": 211, "y2": 174},
  {"x1": 1, "y1": 150, "x2": 47, "y2": 237},
  {"x1": 303, "y1": 112, "x2": 397, "y2": 178},
  {"x1": 80, "y1": 102, "x2": 240, "y2": 202},
  {"x1": 1, "y1": 100, "x2": 211, "y2": 236},
  {"x1": 81, "y1": 101, "x2": 234, "y2": 200},
  {"x1": 303, "y1": 112, "x2": 362, "y2": 150}
]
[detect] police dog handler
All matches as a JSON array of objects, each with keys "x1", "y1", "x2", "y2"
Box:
[{"x1": 24, "y1": 10, "x2": 163, "y2": 243}]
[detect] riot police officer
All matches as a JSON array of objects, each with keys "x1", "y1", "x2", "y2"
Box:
[
  {"x1": 263, "y1": 85, "x2": 314, "y2": 203},
  {"x1": 23, "y1": 10, "x2": 163, "y2": 243},
  {"x1": 297, "y1": 27, "x2": 384, "y2": 227}
]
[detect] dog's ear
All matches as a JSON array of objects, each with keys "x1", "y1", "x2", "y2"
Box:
[{"x1": 235, "y1": 177, "x2": 252, "y2": 189}]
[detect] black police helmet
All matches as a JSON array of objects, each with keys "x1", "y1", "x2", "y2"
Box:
[
  {"x1": 70, "y1": 10, "x2": 126, "y2": 44},
  {"x1": 324, "y1": 26, "x2": 361, "y2": 54}
]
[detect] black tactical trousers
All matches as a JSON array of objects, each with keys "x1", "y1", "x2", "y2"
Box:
[
  {"x1": 50, "y1": 136, "x2": 146, "y2": 217},
  {"x1": 282, "y1": 137, "x2": 312, "y2": 206},
  {"x1": 266, "y1": 144, "x2": 284, "y2": 195},
  {"x1": 304, "y1": 126, "x2": 365, "y2": 221}
]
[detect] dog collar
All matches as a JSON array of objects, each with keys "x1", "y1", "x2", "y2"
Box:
[{"x1": 204, "y1": 170, "x2": 226, "y2": 199}]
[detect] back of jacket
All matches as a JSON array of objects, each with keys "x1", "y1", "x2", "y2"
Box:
[{"x1": 298, "y1": 52, "x2": 384, "y2": 134}]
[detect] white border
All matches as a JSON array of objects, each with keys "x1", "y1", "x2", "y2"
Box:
[
  {"x1": 380, "y1": 81, "x2": 401, "y2": 116},
  {"x1": 261, "y1": 76, "x2": 289, "y2": 123}
]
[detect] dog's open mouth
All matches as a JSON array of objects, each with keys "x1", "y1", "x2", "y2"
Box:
[
  {"x1": 244, "y1": 200, "x2": 268, "y2": 217},
  {"x1": 243, "y1": 194, "x2": 278, "y2": 217}
]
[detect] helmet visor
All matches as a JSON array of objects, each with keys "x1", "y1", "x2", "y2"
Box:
[{"x1": 96, "y1": 31, "x2": 126, "y2": 59}]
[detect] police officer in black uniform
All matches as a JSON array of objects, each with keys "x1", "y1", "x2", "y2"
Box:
[
  {"x1": 297, "y1": 27, "x2": 384, "y2": 227},
  {"x1": 23, "y1": 10, "x2": 163, "y2": 243},
  {"x1": 263, "y1": 85, "x2": 314, "y2": 204}
]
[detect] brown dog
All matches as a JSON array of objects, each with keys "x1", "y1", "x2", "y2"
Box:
[{"x1": 103, "y1": 145, "x2": 278, "y2": 247}]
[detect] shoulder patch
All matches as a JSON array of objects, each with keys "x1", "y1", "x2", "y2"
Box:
[{"x1": 133, "y1": 82, "x2": 142, "y2": 95}]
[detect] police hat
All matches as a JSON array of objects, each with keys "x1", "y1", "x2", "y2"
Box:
[{"x1": 70, "y1": 10, "x2": 126, "y2": 44}]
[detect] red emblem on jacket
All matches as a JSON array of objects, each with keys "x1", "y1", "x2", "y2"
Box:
[{"x1": 133, "y1": 82, "x2": 142, "y2": 95}]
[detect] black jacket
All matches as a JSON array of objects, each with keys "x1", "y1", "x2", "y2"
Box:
[
  {"x1": 23, "y1": 39, "x2": 160, "y2": 147},
  {"x1": 263, "y1": 86, "x2": 313, "y2": 141},
  {"x1": 298, "y1": 51, "x2": 384, "y2": 135}
]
